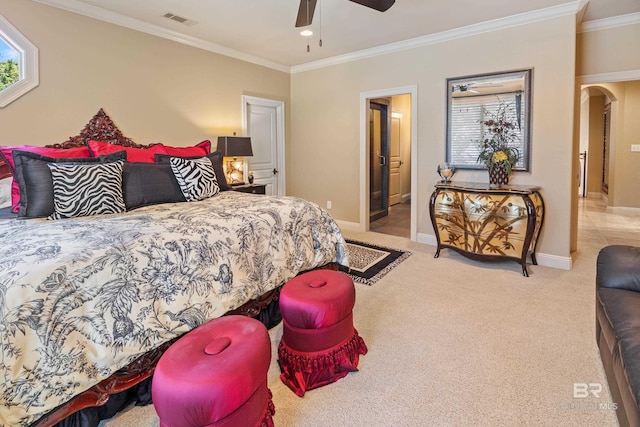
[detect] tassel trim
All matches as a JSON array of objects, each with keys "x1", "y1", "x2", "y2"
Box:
[
  {"x1": 258, "y1": 388, "x2": 276, "y2": 427},
  {"x1": 278, "y1": 330, "x2": 368, "y2": 397}
]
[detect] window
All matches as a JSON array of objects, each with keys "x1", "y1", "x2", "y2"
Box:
[
  {"x1": 0, "y1": 38, "x2": 19, "y2": 90},
  {"x1": 449, "y1": 93, "x2": 526, "y2": 169},
  {"x1": 0, "y1": 15, "x2": 38, "y2": 108}
]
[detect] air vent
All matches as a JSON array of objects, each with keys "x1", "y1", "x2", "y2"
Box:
[{"x1": 162, "y1": 12, "x2": 198, "y2": 27}]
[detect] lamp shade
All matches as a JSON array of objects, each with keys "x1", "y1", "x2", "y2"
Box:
[{"x1": 217, "y1": 136, "x2": 253, "y2": 157}]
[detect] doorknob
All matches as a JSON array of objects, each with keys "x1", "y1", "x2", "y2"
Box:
[
  {"x1": 273, "y1": 168, "x2": 279, "y2": 175},
  {"x1": 379, "y1": 156, "x2": 386, "y2": 166}
]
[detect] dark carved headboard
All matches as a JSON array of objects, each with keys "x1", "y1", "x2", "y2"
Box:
[
  {"x1": 44, "y1": 108, "x2": 148, "y2": 149},
  {"x1": 0, "y1": 109, "x2": 145, "y2": 181}
]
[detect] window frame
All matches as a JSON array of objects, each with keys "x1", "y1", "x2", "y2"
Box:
[{"x1": 0, "y1": 15, "x2": 38, "y2": 108}]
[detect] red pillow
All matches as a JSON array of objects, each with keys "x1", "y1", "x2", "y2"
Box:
[
  {"x1": 151, "y1": 140, "x2": 211, "y2": 157},
  {"x1": 0, "y1": 145, "x2": 91, "y2": 212},
  {"x1": 88, "y1": 140, "x2": 166, "y2": 162}
]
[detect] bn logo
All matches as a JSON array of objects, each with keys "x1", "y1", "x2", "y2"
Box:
[{"x1": 573, "y1": 383, "x2": 602, "y2": 398}]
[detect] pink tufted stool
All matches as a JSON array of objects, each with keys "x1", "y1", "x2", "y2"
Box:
[
  {"x1": 152, "y1": 315, "x2": 275, "y2": 427},
  {"x1": 277, "y1": 269, "x2": 368, "y2": 397}
]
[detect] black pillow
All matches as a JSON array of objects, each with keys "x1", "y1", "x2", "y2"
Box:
[
  {"x1": 155, "y1": 151, "x2": 229, "y2": 191},
  {"x1": 12, "y1": 150, "x2": 127, "y2": 218},
  {"x1": 122, "y1": 162, "x2": 186, "y2": 210}
]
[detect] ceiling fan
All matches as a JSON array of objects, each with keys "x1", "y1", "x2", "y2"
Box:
[
  {"x1": 295, "y1": 0, "x2": 395, "y2": 27},
  {"x1": 452, "y1": 84, "x2": 479, "y2": 94}
]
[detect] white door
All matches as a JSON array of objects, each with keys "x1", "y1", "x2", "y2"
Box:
[
  {"x1": 389, "y1": 115, "x2": 402, "y2": 205},
  {"x1": 243, "y1": 96, "x2": 285, "y2": 196}
]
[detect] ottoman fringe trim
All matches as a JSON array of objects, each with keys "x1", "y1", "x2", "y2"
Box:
[
  {"x1": 277, "y1": 330, "x2": 368, "y2": 397},
  {"x1": 258, "y1": 389, "x2": 276, "y2": 427}
]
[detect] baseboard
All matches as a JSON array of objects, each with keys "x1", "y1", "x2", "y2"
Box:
[
  {"x1": 416, "y1": 232, "x2": 572, "y2": 270},
  {"x1": 608, "y1": 206, "x2": 640, "y2": 217},
  {"x1": 335, "y1": 220, "x2": 364, "y2": 233},
  {"x1": 536, "y1": 253, "x2": 572, "y2": 270},
  {"x1": 417, "y1": 232, "x2": 437, "y2": 246}
]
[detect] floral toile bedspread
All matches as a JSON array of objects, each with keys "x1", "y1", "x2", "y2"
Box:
[{"x1": 0, "y1": 192, "x2": 347, "y2": 426}]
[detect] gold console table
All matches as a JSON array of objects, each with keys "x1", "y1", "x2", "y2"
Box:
[{"x1": 429, "y1": 182, "x2": 544, "y2": 277}]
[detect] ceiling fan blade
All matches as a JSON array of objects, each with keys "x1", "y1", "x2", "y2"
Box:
[
  {"x1": 295, "y1": 0, "x2": 318, "y2": 27},
  {"x1": 348, "y1": 0, "x2": 395, "y2": 12}
]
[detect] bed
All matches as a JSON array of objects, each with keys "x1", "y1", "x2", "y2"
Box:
[{"x1": 0, "y1": 110, "x2": 348, "y2": 426}]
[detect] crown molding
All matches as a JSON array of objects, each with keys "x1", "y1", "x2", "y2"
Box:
[
  {"x1": 579, "y1": 12, "x2": 640, "y2": 33},
  {"x1": 33, "y1": 0, "x2": 291, "y2": 73},
  {"x1": 291, "y1": 1, "x2": 584, "y2": 73},
  {"x1": 577, "y1": 69, "x2": 640, "y2": 84},
  {"x1": 33, "y1": 0, "x2": 600, "y2": 76}
]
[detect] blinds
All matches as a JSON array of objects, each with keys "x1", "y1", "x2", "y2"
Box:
[{"x1": 449, "y1": 93, "x2": 525, "y2": 168}]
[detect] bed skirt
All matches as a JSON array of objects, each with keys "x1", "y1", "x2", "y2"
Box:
[{"x1": 33, "y1": 293, "x2": 284, "y2": 427}]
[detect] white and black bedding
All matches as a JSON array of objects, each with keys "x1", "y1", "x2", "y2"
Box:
[
  {"x1": 0, "y1": 191, "x2": 347, "y2": 425},
  {"x1": 0, "y1": 109, "x2": 348, "y2": 426}
]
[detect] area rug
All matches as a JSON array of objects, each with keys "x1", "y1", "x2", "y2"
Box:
[{"x1": 343, "y1": 239, "x2": 411, "y2": 285}]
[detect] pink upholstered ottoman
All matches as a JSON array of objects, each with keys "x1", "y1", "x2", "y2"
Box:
[
  {"x1": 277, "y1": 269, "x2": 368, "y2": 397},
  {"x1": 152, "y1": 315, "x2": 275, "y2": 427}
]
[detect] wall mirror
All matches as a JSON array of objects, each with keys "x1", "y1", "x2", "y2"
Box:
[{"x1": 446, "y1": 69, "x2": 531, "y2": 171}]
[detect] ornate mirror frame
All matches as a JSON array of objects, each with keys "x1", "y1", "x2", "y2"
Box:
[
  {"x1": 0, "y1": 15, "x2": 39, "y2": 108},
  {"x1": 446, "y1": 69, "x2": 532, "y2": 171}
]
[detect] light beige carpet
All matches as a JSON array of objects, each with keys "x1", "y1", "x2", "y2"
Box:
[{"x1": 101, "y1": 200, "x2": 636, "y2": 427}]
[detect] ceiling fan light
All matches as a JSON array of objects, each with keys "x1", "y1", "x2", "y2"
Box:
[{"x1": 300, "y1": 29, "x2": 313, "y2": 36}]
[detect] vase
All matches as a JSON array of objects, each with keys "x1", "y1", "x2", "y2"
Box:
[{"x1": 489, "y1": 163, "x2": 510, "y2": 186}]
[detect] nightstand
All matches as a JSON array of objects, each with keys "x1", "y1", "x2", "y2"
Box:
[{"x1": 232, "y1": 184, "x2": 266, "y2": 195}]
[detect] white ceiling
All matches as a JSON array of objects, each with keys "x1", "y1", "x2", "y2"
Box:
[{"x1": 35, "y1": 0, "x2": 640, "y2": 71}]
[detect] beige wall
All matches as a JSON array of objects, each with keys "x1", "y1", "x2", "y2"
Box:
[
  {"x1": 577, "y1": 23, "x2": 640, "y2": 76},
  {"x1": 0, "y1": 0, "x2": 290, "y2": 153},
  {"x1": 291, "y1": 16, "x2": 577, "y2": 259},
  {"x1": 594, "y1": 81, "x2": 640, "y2": 208},
  {"x1": 571, "y1": 23, "x2": 640, "y2": 250},
  {"x1": 580, "y1": 81, "x2": 640, "y2": 210},
  {"x1": 617, "y1": 81, "x2": 640, "y2": 207}
]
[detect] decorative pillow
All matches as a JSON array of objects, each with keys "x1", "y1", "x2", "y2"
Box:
[
  {"x1": 12, "y1": 150, "x2": 127, "y2": 218},
  {"x1": 47, "y1": 160, "x2": 126, "y2": 220},
  {"x1": 88, "y1": 140, "x2": 166, "y2": 162},
  {"x1": 155, "y1": 151, "x2": 229, "y2": 191},
  {"x1": 150, "y1": 140, "x2": 211, "y2": 157},
  {"x1": 122, "y1": 162, "x2": 186, "y2": 210},
  {"x1": 169, "y1": 157, "x2": 220, "y2": 202},
  {"x1": 0, "y1": 145, "x2": 92, "y2": 212}
]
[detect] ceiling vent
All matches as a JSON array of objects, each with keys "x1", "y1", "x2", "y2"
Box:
[{"x1": 162, "y1": 12, "x2": 198, "y2": 27}]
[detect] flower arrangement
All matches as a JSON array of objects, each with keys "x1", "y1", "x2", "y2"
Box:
[{"x1": 476, "y1": 101, "x2": 521, "y2": 176}]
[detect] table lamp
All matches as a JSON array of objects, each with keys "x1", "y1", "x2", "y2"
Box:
[{"x1": 217, "y1": 135, "x2": 253, "y2": 185}]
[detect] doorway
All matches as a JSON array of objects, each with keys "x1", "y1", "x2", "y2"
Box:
[
  {"x1": 369, "y1": 98, "x2": 390, "y2": 223},
  {"x1": 242, "y1": 96, "x2": 285, "y2": 196},
  {"x1": 364, "y1": 91, "x2": 414, "y2": 239}
]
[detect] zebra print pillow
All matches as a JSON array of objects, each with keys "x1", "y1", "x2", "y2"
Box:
[
  {"x1": 47, "y1": 160, "x2": 126, "y2": 220},
  {"x1": 169, "y1": 156, "x2": 220, "y2": 201}
]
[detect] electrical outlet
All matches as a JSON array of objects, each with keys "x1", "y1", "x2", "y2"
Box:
[
  {"x1": 327, "y1": 201, "x2": 332, "y2": 209},
  {"x1": 632, "y1": 144, "x2": 640, "y2": 152}
]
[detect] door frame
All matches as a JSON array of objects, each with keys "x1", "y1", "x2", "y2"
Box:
[
  {"x1": 369, "y1": 99, "x2": 390, "y2": 222},
  {"x1": 359, "y1": 85, "x2": 418, "y2": 241},
  {"x1": 242, "y1": 95, "x2": 286, "y2": 196}
]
